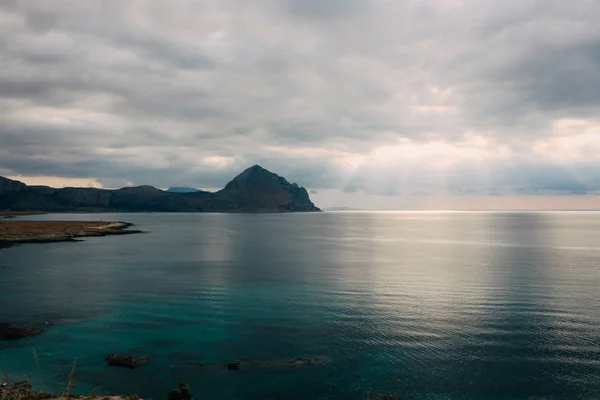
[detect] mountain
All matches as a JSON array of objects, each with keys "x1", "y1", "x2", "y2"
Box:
[
  {"x1": 167, "y1": 187, "x2": 204, "y2": 193},
  {"x1": 0, "y1": 165, "x2": 321, "y2": 213},
  {"x1": 212, "y1": 165, "x2": 318, "y2": 212}
]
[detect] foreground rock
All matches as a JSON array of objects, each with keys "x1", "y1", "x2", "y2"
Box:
[
  {"x1": 0, "y1": 322, "x2": 44, "y2": 340},
  {"x1": 0, "y1": 380, "x2": 53, "y2": 400},
  {"x1": 0, "y1": 379, "x2": 132, "y2": 400},
  {"x1": 0, "y1": 221, "x2": 142, "y2": 245},
  {"x1": 106, "y1": 353, "x2": 150, "y2": 369}
]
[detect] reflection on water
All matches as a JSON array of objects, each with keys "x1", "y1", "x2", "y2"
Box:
[{"x1": 1, "y1": 212, "x2": 600, "y2": 399}]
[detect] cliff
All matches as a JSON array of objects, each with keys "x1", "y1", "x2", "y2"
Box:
[
  {"x1": 0, "y1": 176, "x2": 28, "y2": 195},
  {"x1": 0, "y1": 166, "x2": 321, "y2": 213}
]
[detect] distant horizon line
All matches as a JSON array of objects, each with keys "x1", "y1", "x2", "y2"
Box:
[{"x1": 323, "y1": 209, "x2": 600, "y2": 212}]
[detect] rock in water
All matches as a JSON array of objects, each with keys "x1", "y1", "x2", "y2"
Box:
[
  {"x1": 105, "y1": 353, "x2": 149, "y2": 369},
  {"x1": 227, "y1": 362, "x2": 241, "y2": 371},
  {"x1": 0, "y1": 322, "x2": 44, "y2": 340},
  {"x1": 167, "y1": 383, "x2": 192, "y2": 400}
]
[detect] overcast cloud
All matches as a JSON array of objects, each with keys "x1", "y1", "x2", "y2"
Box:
[{"x1": 1, "y1": 0, "x2": 600, "y2": 206}]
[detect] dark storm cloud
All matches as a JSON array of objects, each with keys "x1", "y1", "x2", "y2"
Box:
[{"x1": 1, "y1": 0, "x2": 600, "y2": 195}]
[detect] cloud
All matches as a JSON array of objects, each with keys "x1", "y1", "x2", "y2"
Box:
[
  {"x1": 1, "y1": 0, "x2": 600, "y2": 201},
  {"x1": 283, "y1": 0, "x2": 369, "y2": 18}
]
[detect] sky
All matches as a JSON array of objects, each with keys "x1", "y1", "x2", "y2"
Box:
[{"x1": 1, "y1": 0, "x2": 600, "y2": 210}]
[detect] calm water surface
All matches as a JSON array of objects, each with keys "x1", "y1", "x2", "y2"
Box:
[{"x1": 1, "y1": 212, "x2": 599, "y2": 399}]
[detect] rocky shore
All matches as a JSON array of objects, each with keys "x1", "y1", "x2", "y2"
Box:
[
  {"x1": 0, "y1": 220, "x2": 142, "y2": 245},
  {"x1": 0, "y1": 211, "x2": 45, "y2": 219}
]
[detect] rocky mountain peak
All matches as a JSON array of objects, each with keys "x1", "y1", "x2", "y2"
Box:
[{"x1": 220, "y1": 166, "x2": 320, "y2": 212}]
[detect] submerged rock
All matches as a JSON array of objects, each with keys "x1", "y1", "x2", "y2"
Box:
[
  {"x1": 167, "y1": 383, "x2": 192, "y2": 400},
  {"x1": 184, "y1": 356, "x2": 330, "y2": 370},
  {"x1": 237, "y1": 357, "x2": 329, "y2": 367},
  {"x1": 227, "y1": 362, "x2": 240, "y2": 371},
  {"x1": 285, "y1": 358, "x2": 314, "y2": 366},
  {"x1": 0, "y1": 322, "x2": 44, "y2": 340},
  {"x1": 105, "y1": 353, "x2": 149, "y2": 369}
]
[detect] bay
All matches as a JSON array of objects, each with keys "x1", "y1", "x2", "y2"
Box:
[{"x1": 1, "y1": 212, "x2": 599, "y2": 399}]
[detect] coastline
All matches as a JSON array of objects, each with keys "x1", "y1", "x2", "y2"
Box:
[
  {"x1": 0, "y1": 220, "x2": 143, "y2": 247},
  {"x1": 0, "y1": 211, "x2": 46, "y2": 219}
]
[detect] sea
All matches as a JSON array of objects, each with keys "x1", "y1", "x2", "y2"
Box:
[{"x1": 0, "y1": 212, "x2": 599, "y2": 400}]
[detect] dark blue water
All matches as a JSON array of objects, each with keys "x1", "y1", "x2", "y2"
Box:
[{"x1": 1, "y1": 212, "x2": 600, "y2": 399}]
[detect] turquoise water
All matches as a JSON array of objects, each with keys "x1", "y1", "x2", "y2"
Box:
[{"x1": 1, "y1": 212, "x2": 600, "y2": 399}]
